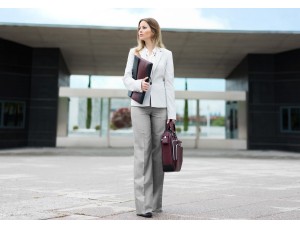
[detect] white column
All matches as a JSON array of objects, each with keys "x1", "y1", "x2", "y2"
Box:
[
  {"x1": 57, "y1": 97, "x2": 69, "y2": 137},
  {"x1": 238, "y1": 101, "x2": 247, "y2": 140}
]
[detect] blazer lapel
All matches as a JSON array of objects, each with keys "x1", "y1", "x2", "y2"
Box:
[
  {"x1": 139, "y1": 47, "x2": 162, "y2": 76},
  {"x1": 139, "y1": 48, "x2": 147, "y2": 59},
  {"x1": 151, "y1": 48, "x2": 162, "y2": 75}
]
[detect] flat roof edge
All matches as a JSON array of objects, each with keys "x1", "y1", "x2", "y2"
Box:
[{"x1": 1, "y1": 22, "x2": 300, "y2": 35}]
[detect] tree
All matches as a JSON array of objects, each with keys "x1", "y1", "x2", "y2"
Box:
[
  {"x1": 86, "y1": 75, "x2": 92, "y2": 129},
  {"x1": 183, "y1": 78, "x2": 189, "y2": 131}
]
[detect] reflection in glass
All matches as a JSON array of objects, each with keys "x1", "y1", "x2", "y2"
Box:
[
  {"x1": 68, "y1": 97, "x2": 133, "y2": 137},
  {"x1": 175, "y1": 99, "x2": 226, "y2": 139},
  {"x1": 281, "y1": 108, "x2": 289, "y2": 131},
  {"x1": 175, "y1": 100, "x2": 197, "y2": 137},
  {"x1": 280, "y1": 107, "x2": 300, "y2": 133},
  {"x1": 3, "y1": 102, "x2": 25, "y2": 128},
  {"x1": 0, "y1": 102, "x2": 2, "y2": 126},
  {"x1": 110, "y1": 98, "x2": 132, "y2": 137},
  {"x1": 226, "y1": 101, "x2": 238, "y2": 139},
  {"x1": 200, "y1": 100, "x2": 225, "y2": 139},
  {"x1": 291, "y1": 108, "x2": 300, "y2": 131},
  {"x1": 68, "y1": 97, "x2": 102, "y2": 136}
]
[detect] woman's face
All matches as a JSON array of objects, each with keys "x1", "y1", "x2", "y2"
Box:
[{"x1": 138, "y1": 20, "x2": 153, "y2": 42}]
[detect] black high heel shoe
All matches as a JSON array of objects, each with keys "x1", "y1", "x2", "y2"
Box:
[{"x1": 137, "y1": 212, "x2": 152, "y2": 218}]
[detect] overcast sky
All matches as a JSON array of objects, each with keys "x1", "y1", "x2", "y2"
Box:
[{"x1": 1, "y1": 8, "x2": 300, "y2": 31}]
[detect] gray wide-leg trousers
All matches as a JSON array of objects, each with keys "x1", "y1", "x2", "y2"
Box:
[{"x1": 131, "y1": 106, "x2": 167, "y2": 214}]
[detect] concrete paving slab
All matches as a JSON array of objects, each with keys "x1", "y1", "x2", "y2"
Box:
[
  {"x1": 260, "y1": 209, "x2": 300, "y2": 220},
  {"x1": 1, "y1": 147, "x2": 300, "y2": 220}
]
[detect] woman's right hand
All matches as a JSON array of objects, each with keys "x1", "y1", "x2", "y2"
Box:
[{"x1": 141, "y1": 77, "x2": 150, "y2": 92}]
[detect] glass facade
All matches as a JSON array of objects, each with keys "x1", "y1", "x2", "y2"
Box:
[
  {"x1": 176, "y1": 99, "x2": 198, "y2": 137},
  {"x1": 67, "y1": 97, "x2": 232, "y2": 140},
  {"x1": 68, "y1": 97, "x2": 133, "y2": 137},
  {"x1": 68, "y1": 97, "x2": 104, "y2": 136},
  {"x1": 110, "y1": 98, "x2": 132, "y2": 137},
  {"x1": 200, "y1": 100, "x2": 226, "y2": 139},
  {"x1": 175, "y1": 99, "x2": 227, "y2": 139},
  {"x1": 64, "y1": 76, "x2": 246, "y2": 146}
]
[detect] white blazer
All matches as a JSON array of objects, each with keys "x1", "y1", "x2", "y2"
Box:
[{"x1": 123, "y1": 47, "x2": 176, "y2": 120}]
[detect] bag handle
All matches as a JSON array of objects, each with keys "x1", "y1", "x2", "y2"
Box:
[{"x1": 166, "y1": 120, "x2": 176, "y2": 132}]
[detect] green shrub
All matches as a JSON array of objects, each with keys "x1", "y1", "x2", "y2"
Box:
[
  {"x1": 73, "y1": 125, "x2": 79, "y2": 130},
  {"x1": 211, "y1": 117, "x2": 225, "y2": 126},
  {"x1": 95, "y1": 125, "x2": 101, "y2": 130}
]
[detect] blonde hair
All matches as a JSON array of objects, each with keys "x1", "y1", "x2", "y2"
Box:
[{"x1": 135, "y1": 18, "x2": 165, "y2": 53}]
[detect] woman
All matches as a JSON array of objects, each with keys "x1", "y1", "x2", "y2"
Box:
[{"x1": 123, "y1": 18, "x2": 176, "y2": 218}]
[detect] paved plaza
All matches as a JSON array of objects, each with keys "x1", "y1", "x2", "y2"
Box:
[{"x1": 1, "y1": 147, "x2": 300, "y2": 220}]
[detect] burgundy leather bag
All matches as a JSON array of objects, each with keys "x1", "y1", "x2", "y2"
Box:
[{"x1": 161, "y1": 121, "x2": 183, "y2": 172}]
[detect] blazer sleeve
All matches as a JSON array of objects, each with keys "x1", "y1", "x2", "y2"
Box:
[
  {"x1": 122, "y1": 48, "x2": 143, "y2": 92},
  {"x1": 165, "y1": 50, "x2": 176, "y2": 120}
]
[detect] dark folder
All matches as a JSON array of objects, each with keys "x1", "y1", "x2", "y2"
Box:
[{"x1": 128, "y1": 55, "x2": 153, "y2": 104}]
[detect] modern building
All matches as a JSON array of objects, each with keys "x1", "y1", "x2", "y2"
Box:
[{"x1": 1, "y1": 23, "x2": 300, "y2": 152}]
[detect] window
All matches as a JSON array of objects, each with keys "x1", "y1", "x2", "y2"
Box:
[
  {"x1": 0, "y1": 101, "x2": 25, "y2": 128},
  {"x1": 280, "y1": 107, "x2": 300, "y2": 133},
  {"x1": 0, "y1": 103, "x2": 2, "y2": 126},
  {"x1": 291, "y1": 108, "x2": 300, "y2": 131}
]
